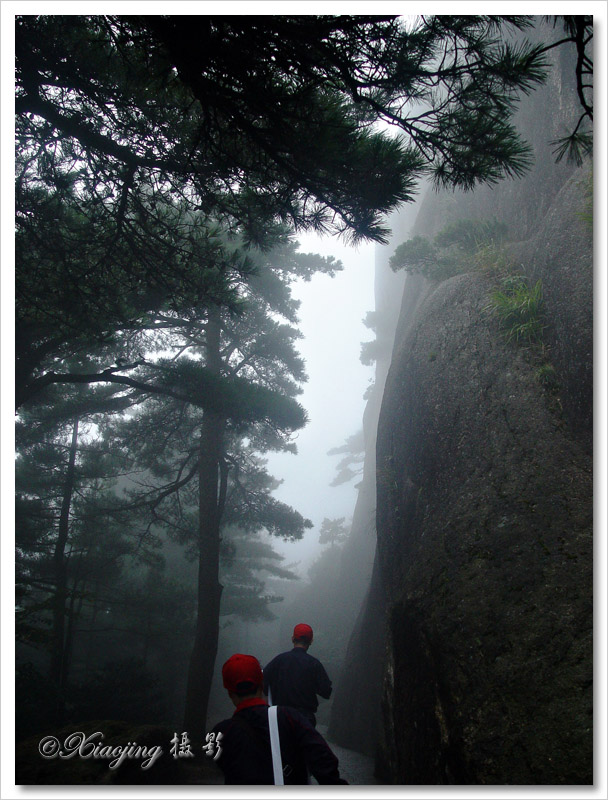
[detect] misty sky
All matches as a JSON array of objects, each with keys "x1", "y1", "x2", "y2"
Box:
[{"x1": 263, "y1": 232, "x2": 377, "y2": 571}]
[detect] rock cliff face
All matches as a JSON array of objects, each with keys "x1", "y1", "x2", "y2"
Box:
[
  {"x1": 326, "y1": 209, "x2": 410, "y2": 753},
  {"x1": 375, "y1": 242, "x2": 592, "y2": 784},
  {"x1": 330, "y1": 18, "x2": 593, "y2": 785}
]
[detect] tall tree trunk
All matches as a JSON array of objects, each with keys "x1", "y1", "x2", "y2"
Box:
[
  {"x1": 62, "y1": 577, "x2": 83, "y2": 692},
  {"x1": 84, "y1": 578, "x2": 99, "y2": 673},
  {"x1": 142, "y1": 611, "x2": 152, "y2": 668},
  {"x1": 50, "y1": 415, "x2": 79, "y2": 722},
  {"x1": 183, "y1": 310, "x2": 225, "y2": 737}
]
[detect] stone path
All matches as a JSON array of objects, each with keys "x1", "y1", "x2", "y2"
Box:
[{"x1": 317, "y1": 725, "x2": 378, "y2": 785}]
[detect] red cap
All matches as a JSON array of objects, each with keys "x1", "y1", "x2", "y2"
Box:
[
  {"x1": 222, "y1": 654, "x2": 263, "y2": 694},
  {"x1": 293, "y1": 623, "x2": 313, "y2": 642}
]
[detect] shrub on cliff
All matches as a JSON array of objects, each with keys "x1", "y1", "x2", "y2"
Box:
[
  {"x1": 486, "y1": 275, "x2": 545, "y2": 344},
  {"x1": 389, "y1": 218, "x2": 509, "y2": 281}
]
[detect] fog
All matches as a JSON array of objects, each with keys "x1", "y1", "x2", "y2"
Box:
[
  {"x1": 10, "y1": 11, "x2": 599, "y2": 791},
  {"x1": 264, "y1": 233, "x2": 376, "y2": 572}
]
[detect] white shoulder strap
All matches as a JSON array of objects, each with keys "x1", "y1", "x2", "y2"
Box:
[{"x1": 268, "y1": 705, "x2": 284, "y2": 785}]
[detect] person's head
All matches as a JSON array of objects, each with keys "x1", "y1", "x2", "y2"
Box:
[
  {"x1": 292, "y1": 623, "x2": 313, "y2": 649},
  {"x1": 222, "y1": 653, "x2": 264, "y2": 706}
]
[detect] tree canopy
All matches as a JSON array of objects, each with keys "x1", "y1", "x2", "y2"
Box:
[
  {"x1": 16, "y1": 14, "x2": 594, "y2": 412},
  {"x1": 16, "y1": 14, "x2": 557, "y2": 245}
]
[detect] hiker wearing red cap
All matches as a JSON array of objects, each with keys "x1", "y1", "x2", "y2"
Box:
[
  {"x1": 210, "y1": 653, "x2": 347, "y2": 785},
  {"x1": 263, "y1": 623, "x2": 332, "y2": 728}
]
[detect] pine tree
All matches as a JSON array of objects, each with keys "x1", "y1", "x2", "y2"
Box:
[
  {"x1": 16, "y1": 381, "x2": 139, "y2": 723},
  {"x1": 17, "y1": 15, "x2": 563, "y2": 246},
  {"x1": 91, "y1": 232, "x2": 327, "y2": 731},
  {"x1": 16, "y1": 15, "x2": 592, "y2": 408}
]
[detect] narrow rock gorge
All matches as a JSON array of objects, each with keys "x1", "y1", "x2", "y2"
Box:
[{"x1": 328, "y1": 18, "x2": 593, "y2": 784}]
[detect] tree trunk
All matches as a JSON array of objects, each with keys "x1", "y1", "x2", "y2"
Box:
[
  {"x1": 50, "y1": 415, "x2": 79, "y2": 722},
  {"x1": 183, "y1": 310, "x2": 225, "y2": 737},
  {"x1": 84, "y1": 578, "x2": 99, "y2": 673},
  {"x1": 63, "y1": 576, "x2": 83, "y2": 692}
]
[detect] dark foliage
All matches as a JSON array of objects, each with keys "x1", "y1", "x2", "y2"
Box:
[
  {"x1": 70, "y1": 658, "x2": 166, "y2": 725},
  {"x1": 15, "y1": 15, "x2": 556, "y2": 241}
]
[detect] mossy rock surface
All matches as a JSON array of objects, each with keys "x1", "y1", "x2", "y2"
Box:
[{"x1": 373, "y1": 268, "x2": 592, "y2": 784}]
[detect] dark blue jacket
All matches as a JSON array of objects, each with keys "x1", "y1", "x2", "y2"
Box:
[
  {"x1": 263, "y1": 647, "x2": 332, "y2": 716},
  {"x1": 211, "y1": 699, "x2": 346, "y2": 785}
]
